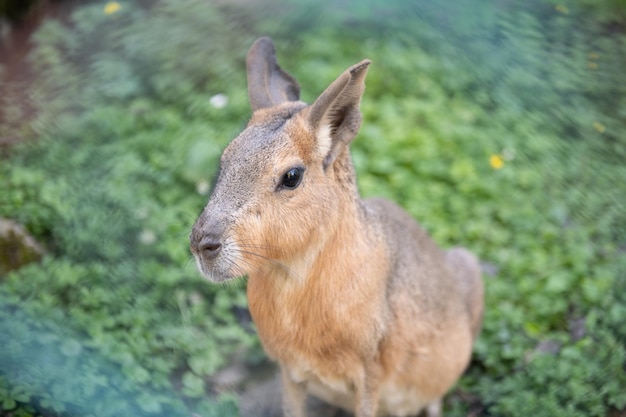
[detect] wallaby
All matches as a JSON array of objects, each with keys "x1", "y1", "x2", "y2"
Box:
[{"x1": 190, "y1": 37, "x2": 484, "y2": 417}]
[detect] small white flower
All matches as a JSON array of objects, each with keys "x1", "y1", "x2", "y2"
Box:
[
  {"x1": 196, "y1": 180, "x2": 211, "y2": 195},
  {"x1": 188, "y1": 292, "x2": 203, "y2": 306},
  {"x1": 138, "y1": 229, "x2": 157, "y2": 245},
  {"x1": 502, "y1": 147, "x2": 516, "y2": 161},
  {"x1": 134, "y1": 207, "x2": 149, "y2": 220},
  {"x1": 209, "y1": 94, "x2": 228, "y2": 109}
]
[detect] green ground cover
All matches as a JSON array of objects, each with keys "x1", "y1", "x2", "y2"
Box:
[{"x1": 1, "y1": 0, "x2": 625, "y2": 416}]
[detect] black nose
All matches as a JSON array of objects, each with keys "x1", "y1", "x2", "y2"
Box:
[{"x1": 198, "y1": 235, "x2": 222, "y2": 259}]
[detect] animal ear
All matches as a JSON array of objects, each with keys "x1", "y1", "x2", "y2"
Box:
[
  {"x1": 246, "y1": 37, "x2": 300, "y2": 111},
  {"x1": 306, "y1": 59, "x2": 370, "y2": 169}
]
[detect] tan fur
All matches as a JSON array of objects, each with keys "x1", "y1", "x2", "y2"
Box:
[{"x1": 190, "y1": 37, "x2": 484, "y2": 417}]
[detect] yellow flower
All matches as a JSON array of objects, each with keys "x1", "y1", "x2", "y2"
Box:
[
  {"x1": 593, "y1": 122, "x2": 606, "y2": 133},
  {"x1": 104, "y1": 2, "x2": 121, "y2": 15},
  {"x1": 555, "y1": 4, "x2": 569, "y2": 14},
  {"x1": 489, "y1": 154, "x2": 504, "y2": 170}
]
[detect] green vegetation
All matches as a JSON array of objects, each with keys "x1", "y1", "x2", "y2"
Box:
[{"x1": 1, "y1": 0, "x2": 625, "y2": 416}]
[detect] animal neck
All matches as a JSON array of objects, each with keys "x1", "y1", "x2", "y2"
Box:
[
  {"x1": 244, "y1": 190, "x2": 390, "y2": 364},
  {"x1": 246, "y1": 189, "x2": 367, "y2": 301},
  {"x1": 263, "y1": 194, "x2": 363, "y2": 280},
  {"x1": 330, "y1": 147, "x2": 360, "y2": 200}
]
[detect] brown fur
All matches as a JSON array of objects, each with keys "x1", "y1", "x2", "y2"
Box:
[{"x1": 190, "y1": 37, "x2": 484, "y2": 417}]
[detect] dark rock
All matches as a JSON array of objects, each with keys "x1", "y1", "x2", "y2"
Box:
[
  {"x1": 237, "y1": 362, "x2": 350, "y2": 417},
  {"x1": 0, "y1": 218, "x2": 45, "y2": 275},
  {"x1": 568, "y1": 316, "x2": 586, "y2": 342},
  {"x1": 480, "y1": 262, "x2": 499, "y2": 277},
  {"x1": 534, "y1": 339, "x2": 562, "y2": 355}
]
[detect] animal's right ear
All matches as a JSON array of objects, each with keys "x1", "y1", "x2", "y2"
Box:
[
  {"x1": 305, "y1": 59, "x2": 370, "y2": 169},
  {"x1": 246, "y1": 37, "x2": 300, "y2": 111}
]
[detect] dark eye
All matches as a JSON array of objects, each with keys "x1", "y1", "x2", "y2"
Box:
[{"x1": 280, "y1": 167, "x2": 304, "y2": 189}]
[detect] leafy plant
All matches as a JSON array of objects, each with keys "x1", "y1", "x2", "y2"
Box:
[{"x1": 1, "y1": 0, "x2": 625, "y2": 416}]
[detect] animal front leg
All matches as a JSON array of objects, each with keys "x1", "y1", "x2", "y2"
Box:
[
  {"x1": 425, "y1": 399, "x2": 442, "y2": 417},
  {"x1": 353, "y1": 364, "x2": 381, "y2": 417},
  {"x1": 280, "y1": 365, "x2": 307, "y2": 417}
]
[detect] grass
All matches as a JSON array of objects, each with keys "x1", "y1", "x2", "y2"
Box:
[{"x1": 1, "y1": 0, "x2": 625, "y2": 416}]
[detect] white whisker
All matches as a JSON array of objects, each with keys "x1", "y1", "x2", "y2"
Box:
[{"x1": 236, "y1": 248, "x2": 303, "y2": 281}]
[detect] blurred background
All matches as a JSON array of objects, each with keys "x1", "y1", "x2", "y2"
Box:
[{"x1": 1, "y1": 0, "x2": 625, "y2": 416}]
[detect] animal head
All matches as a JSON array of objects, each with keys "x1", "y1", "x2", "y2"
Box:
[{"x1": 190, "y1": 37, "x2": 370, "y2": 282}]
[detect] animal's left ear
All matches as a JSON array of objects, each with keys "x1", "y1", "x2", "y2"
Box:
[
  {"x1": 305, "y1": 59, "x2": 370, "y2": 169},
  {"x1": 246, "y1": 37, "x2": 300, "y2": 111}
]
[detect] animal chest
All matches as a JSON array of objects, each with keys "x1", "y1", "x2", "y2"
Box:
[{"x1": 247, "y1": 274, "x2": 371, "y2": 383}]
